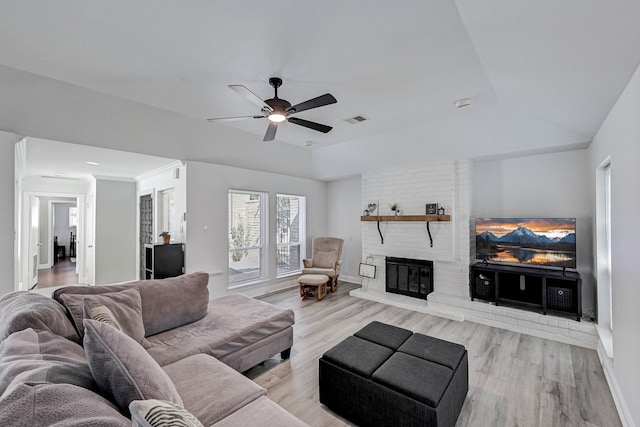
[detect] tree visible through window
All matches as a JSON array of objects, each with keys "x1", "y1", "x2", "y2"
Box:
[
  {"x1": 276, "y1": 194, "x2": 305, "y2": 277},
  {"x1": 228, "y1": 191, "x2": 266, "y2": 285}
]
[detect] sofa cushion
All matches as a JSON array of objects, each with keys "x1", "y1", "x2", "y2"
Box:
[
  {"x1": 83, "y1": 319, "x2": 183, "y2": 415},
  {"x1": 53, "y1": 272, "x2": 210, "y2": 336},
  {"x1": 83, "y1": 297, "x2": 123, "y2": 330},
  {"x1": 301, "y1": 267, "x2": 336, "y2": 278},
  {"x1": 0, "y1": 382, "x2": 129, "y2": 427},
  {"x1": 59, "y1": 287, "x2": 150, "y2": 347},
  {"x1": 145, "y1": 293, "x2": 294, "y2": 367},
  {"x1": 0, "y1": 328, "x2": 95, "y2": 394},
  {"x1": 0, "y1": 291, "x2": 79, "y2": 343},
  {"x1": 130, "y1": 399, "x2": 204, "y2": 427},
  {"x1": 210, "y1": 396, "x2": 310, "y2": 427},
  {"x1": 163, "y1": 354, "x2": 266, "y2": 426}
]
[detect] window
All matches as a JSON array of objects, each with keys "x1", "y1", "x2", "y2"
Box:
[
  {"x1": 276, "y1": 194, "x2": 305, "y2": 277},
  {"x1": 68, "y1": 206, "x2": 78, "y2": 227},
  {"x1": 596, "y1": 159, "x2": 613, "y2": 357},
  {"x1": 228, "y1": 190, "x2": 267, "y2": 286}
]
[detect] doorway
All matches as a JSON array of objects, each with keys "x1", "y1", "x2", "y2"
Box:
[
  {"x1": 139, "y1": 193, "x2": 153, "y2": 279},
  {"x1": 31, "y1": 196, "x2": 82, "y2": 289}
]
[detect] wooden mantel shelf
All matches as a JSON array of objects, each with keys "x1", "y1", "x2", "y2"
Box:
[{"x1": 360, "y1": 214, "x2": 451, "y2": 222}]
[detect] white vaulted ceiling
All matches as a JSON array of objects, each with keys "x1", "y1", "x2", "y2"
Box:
[{"x1": 0, "y1": 1, "x2": 639, "y2": 180}]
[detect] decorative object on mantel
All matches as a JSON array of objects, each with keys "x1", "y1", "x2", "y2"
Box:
[
  {"x1": 363, "y1": 202, "x2": 378, "y2": 216},
  {"x1": 438, "y1": 206, "x2": 446, "y2": 215},
  {"x1": 159, "y1": 231, "x2": 170, "y2": 245},
  {"x1": 425, "y1": 203, "x2": 438, "y2": 215},
  {"x1": 390, "y1": 203, "x2": 399, "y2": 216}
]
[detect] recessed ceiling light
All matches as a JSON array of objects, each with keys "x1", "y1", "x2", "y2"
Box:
[
  {"x1": 86, "y1": 161, "x2": 100, "y2": 165},
  {"x1": 54, "y1": 173, "x2": 65, "y2": 176},
  {"x1": 454, "y1": 98, "x2": 472, "y2": 108}
]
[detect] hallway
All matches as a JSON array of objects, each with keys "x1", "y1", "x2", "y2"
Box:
[{"x1": 34, "y1": 258, "x2": 79, "y2": 289}]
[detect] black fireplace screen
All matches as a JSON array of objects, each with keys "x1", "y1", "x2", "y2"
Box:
[{"x1": 385, "y1": 257, "x2": 434, "y2": 299}]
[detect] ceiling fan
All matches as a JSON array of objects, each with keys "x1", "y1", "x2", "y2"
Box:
[{"x1": 207, "y1": 77, "x2": 337, "y2": 142}]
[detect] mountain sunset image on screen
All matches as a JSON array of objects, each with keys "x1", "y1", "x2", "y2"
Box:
[{"x1": 475, "y1": 218, "x2": 577, "y2": 268}]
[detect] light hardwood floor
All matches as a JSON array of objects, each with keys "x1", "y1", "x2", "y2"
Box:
[{"x1": 246, "y1": 282, "x2": 621, "y2": 427}]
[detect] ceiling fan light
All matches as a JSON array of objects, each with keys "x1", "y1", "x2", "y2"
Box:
[{"x1": 268, "y1": 113, "x2": 286, "y2": 123}]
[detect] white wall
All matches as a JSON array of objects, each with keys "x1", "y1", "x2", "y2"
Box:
[
  {"x1": 327, "y1": 176, "x2": 362, "y2": 282},
  {"x1": 0, "y1": 131, "x2": 16, "y2": 296},
  {"x1": 588, "y1": 62, "x2": 640, "y2": 427},
  {"x1": 185, "y1": 161, "x2": 327, "y2": 299},
  {"x1": 472, "y1": 149, "x2": 594, "y2": 316},
  {"x1": 94, "y1": 179, "x2": 137, "y2": 285}
]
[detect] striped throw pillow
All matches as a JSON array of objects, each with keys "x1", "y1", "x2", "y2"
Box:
[
  {"x1": 129, "y1": 400, "x2": 203, "y2": 427},
  {"x1": 82, "y1": 298, "x2": 123, "y2": 330}
]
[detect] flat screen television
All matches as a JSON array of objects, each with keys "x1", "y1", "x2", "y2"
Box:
[{"x1": 475, "y1": 218, "x2": 576, "y2": 269}]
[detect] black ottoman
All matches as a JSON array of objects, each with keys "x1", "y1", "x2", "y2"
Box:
[{"x1": 319, "y1": 321, "x2": 468, "y2": 427}]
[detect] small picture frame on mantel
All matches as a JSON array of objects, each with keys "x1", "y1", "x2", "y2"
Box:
[
  {"x1": 358, "y1": 263, "x2": 376, "y2": 279},
  {"x1": 426, "y1": 203, "x2": 438, "y2": 215}
]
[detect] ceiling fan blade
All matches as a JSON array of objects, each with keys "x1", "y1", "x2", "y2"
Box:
[
  {"x1": 229, "y1": 85, "x2": 273, "y2": 112},
  {"x1": 207, "y1": 115, "x2": 265, "y2": 122},
  {"x1": 263, "y1": 122, "x2": 278, "y2": 142},
  {"x1": 286, "y1": 93, "x2": 337, "y2": 114},
  {"x1": 287, "y1": 117, "x2": 333, "y2": 133}
]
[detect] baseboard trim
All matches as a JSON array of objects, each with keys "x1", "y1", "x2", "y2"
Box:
[
  {"x1": 340, "y1": 275, "x2": 362, "y2": 285},
  {"x1": 597, "y1": 341, "x2": 635, "y2": 427}
]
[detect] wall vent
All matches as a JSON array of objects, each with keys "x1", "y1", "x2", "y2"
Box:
[{"x1": 344, "y1": 115, "x2": 368, "y2": 124}]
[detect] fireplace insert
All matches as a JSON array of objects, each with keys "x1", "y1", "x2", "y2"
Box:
[{"x1": 385, "y1": 257, "x2": 433, "y2": 299}]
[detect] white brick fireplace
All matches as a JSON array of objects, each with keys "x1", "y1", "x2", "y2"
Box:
[
  {"x1": 349, "y1": 160, "x2": 596, "y2": 349},
  {"x1": 352, "y1": 160, "x2": 471, "y2": 300}
]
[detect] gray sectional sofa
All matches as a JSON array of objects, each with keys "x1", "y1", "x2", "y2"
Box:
[{"x1": 0, "y1": 272, "x2": 306, "y2": 426}]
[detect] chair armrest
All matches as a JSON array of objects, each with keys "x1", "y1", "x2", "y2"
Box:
[
  {"x1": 303, "y1": 259, "x2": 313, "y2": 268},
  {"x1": 334, "y1": 260, "x2": 342, "y2": 275}
]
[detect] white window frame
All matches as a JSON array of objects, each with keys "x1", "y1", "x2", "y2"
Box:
[
  {"x1": 228, "y1": 190, "x2": 268, "y2": 288},
  {"x1": 68, "y1": 206, "x2": 78, "y2": 227},
  {"x1": 595, "y1": 158, "x2": 613, "y2": 358},
  {"x1": 276, "y1": 194, "x2": 306, "y2": 278}
]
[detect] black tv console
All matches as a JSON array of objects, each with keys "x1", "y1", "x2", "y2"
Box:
[{"x1": 470, "y1": 262, "x2": 582, "y2": 321}]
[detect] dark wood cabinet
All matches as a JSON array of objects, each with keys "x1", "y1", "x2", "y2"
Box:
[
  {"x1": 470, "y1": 262, "x2": 582, "y2": 321},
  {"x1": 144, "y1": 243, "x2": 185, "y2": 280}
]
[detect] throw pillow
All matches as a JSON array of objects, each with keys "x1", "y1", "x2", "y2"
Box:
[
  {"x1": 0, "y1": 291, "x2": 80, "y2": 343},
  {"x1": 130, "y1": 399, "x2": 203, "y2": 427},
  {"x1": 83, "y1": 319, "x2": 183, "y2": 414},
  {"x1": 59, "y1": 288, "x2": 150, "y2": 347},
  {"x1": 0, "y1": 328, "x2": 95, "y2": 394},
  {"x1": 82, "y1": 298, "x2": 123, "y2": 331}
]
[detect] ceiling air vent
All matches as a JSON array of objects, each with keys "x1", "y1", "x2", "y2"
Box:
[{"x1": 344, "y1": 115, "x2": 368, "y2": 124}]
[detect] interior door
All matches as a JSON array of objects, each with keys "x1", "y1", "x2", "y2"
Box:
[
  {"x1": 139, "y1": 194, "x2": 153, "y2": 279},
  {"x1": 27, "y1": 195, "x2": 40, "y2": 289}
]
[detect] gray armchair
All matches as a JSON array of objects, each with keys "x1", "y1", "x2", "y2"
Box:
[{"x1": 302, "y1": 237, "x2": 344, "y2": 292}]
